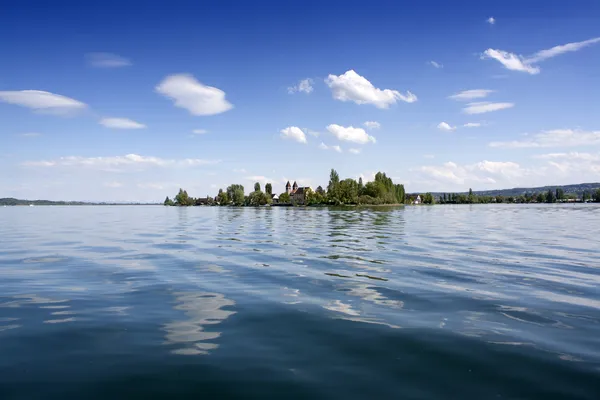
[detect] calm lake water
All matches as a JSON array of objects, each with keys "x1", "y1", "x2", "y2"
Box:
[{"x1": 1, "y1": 205, "x2": 600, "y2": 399}]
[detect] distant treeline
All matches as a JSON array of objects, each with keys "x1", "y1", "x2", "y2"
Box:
[
  {"x1": 0, "y1": 198, "x2": 158, "y2": 206},
  {"x1": 433, "y1": 188, "x2": 600, "y2": 204},
  {"x1": 164, "y1": 169, "x2": 406, "y2": 206},
  {"x1": 429, "y1": 182, "x2": 600, "y2": 199}
]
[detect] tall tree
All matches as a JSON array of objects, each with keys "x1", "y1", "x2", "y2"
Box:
[
  {"x1": 546, "y1": 189, "x2": 556, "y2": 203},
  {"x1": 593, "y1": 188, "x2": 600, "y2": 202},
  {"x1": 265, "y1": 183, "x2": 272, "y2": 195},
  {"x1": 254, "y1": 182, "x2": 261, "y2": 192},
  {"x1": 227, "y1": 184, "x2": 244, "y2": 202},
  {"x1": 327, "y1": 169, "x2": 341, "y2": 204},
  {"x1": 556, "y1": 188, "x2": 564, "y2": 201},
  {"x1": 468, "y1": 188, "x2": 474, "y2": 204}
]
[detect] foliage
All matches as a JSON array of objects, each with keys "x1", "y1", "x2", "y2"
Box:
[
  {"x1": 279, "y1": 192, "x2": 291, "y2": 203},
  {"x1": 174, "y1": 188, "x2": 192, "y2": 206},
  {"x1": 265, "y1": 183, "x2": 272, "y2": 195},
  {"x1": 164, "y1": 196, "x2": 174, "y2": 206},
  {"x1": 217, "y1": 189, "x2": 229, "y2": 205},
  {"x1": 254, "y1": 182, "x2": 261, "y2": 192},
  {"x1": 248, "y1": 189, "x2": 272, "y2": 206},
  {"x1": 422, "y1": 193, "x2": 435, "y2": 204},
  {"x1": 594, "y1": 189, "x2": 600, "y2": 202},
  {"x1": 227, "y1": 184, "x2": 244, "y2": 203}
]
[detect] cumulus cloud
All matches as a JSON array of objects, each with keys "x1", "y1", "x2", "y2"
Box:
[
  {"x1": 489, "y1": 129, "x2": 600, "y2": 148},
  {"x1": 0, "y1": 90, "x2": 87, "y2": 115},
  {"x1": 363, "y1": 121, "x2": 381, "y2": 130},
  {"x1": 192, "y1": 129, "x2": 208, "y2": 135},
  {"x1": 22, "y1": 154, "x2": 220, "y2": 171},
  {"x1": 429, "y1": 61, "x2": 443, "y2": 69},
  {"x1": 413, "y1": 160, "x2": 527, "y2": 188},
  {"x1": 482, "y1": 37, "x2": 600, "y2": 74},
  {"x1": 463, "y1": 102, "x2": 514, "y2": 114},
  {"x1": 86, "y1": 53, "x2": 131, "y2": 68},
  {"x1": 448, "y1": 89, "x2": 494, "y2": 101},
  {"x1": 325, "y1": 70, "x2": 417, "y2": 109},
  {"x1": 288, "y1": 78, "x2": 314, "y2": 94},
  {"x1": 437, "y1": 122, "x2": 456, "y2": 131},
  {"x1": 155, "y1": 74, "x2": 233, "y2": 116},
  {"x1": 487, "y1": 17, "x2": 496, "y2": 25},
  {"x1": 349, "y1": 148, "x2": 361, "y2": 154},
  {"x1": 463, "y1": 122, "x2": 482, "y2": 128},
  {"x1": 326, "y1": 124, "x2": 376, "y2": 144},
  {"x1": 100, "y1": 117, "x2": 146, "y2": 129},
  {"x1": 280, "y1": 126, "x2": 307, "y2": 144}
]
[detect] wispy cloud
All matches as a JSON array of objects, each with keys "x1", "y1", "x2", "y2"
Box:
[
  {"x1": 449, "y1": 89, "x2": 494, "y2": 101},
  {"x1": 86, "y1": 53, "x2": 131, "y2": 68},
  {"x1": 429, "y1": 61, "x2": 443, "y2": 69},
  {"x1": 280, "y1": 126, "x2": 307, "y2": 144},
  {"x1": 155, "y1": 74, "x2": 233, "y2": 116},
  {"x1": 463, "y1": 102, "x2": 514, "y2": 114},
  {"x1": 482, "y1": 37, "x2": 600, "y2": 74},
  {"x1": 463, "y1": 122, "x2": 482, "y2": 128},
  {"x1": 100, "y1": 117, "x2": 146, "y2": 129},
  {"x1": 437, "y1": 122, "x2": 456, "y2": 132},
  {"x1": 0, "y1": 90, "x2": 87, "y2": 115},
  {"x1": 192, "y1": 129, "x2": 208, "y2": 135},
  {"x1": 489, "y1": 129, "x2": 600, "y2": 148},
  {"x1": 104, "y1": 181, "x2": 124, "y2": 188},
  {"x1": 349, "y1": 148, "x2": 361, "y2": 154},
  {"x1": 363, "y1": 121, "x2": 381, "y2": 130},
  {"x1": 327, "y1": 124, "x2": 376, "y2": 144},
  {"x1": 319, "y1": 142, "x2": 342, "y2": 152},
  {"x1": 487, "y1": 17, "x2": 496, "y2": 25},
  {"x1": 22, "y1": 154, "x2": 220, "y2": 171},
  {"x1": 332, "y1": 145, "x2": 342, "y2": 153},
  {"x1": 325, "y1": 69, "x2": 417, "y2": 108},
  {"x1": 288, "y1": 78, "x2": 314, "y2": 94}
]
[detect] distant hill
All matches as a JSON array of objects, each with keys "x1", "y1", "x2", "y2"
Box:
[
  {"x1": 414, "y1": 182, "x2": 600, "y2": 198},
  {"x1": 0, "y1": 198, "x2": 159, "y2": 206}
]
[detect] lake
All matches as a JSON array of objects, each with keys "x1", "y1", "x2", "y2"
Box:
[{"x1": 1, "y1": 205, "x2": 599, "y2": 399}]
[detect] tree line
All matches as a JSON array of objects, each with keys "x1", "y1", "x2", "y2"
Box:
[
  {"x1": 436, "y1": 188, "x2": 600, "y2": 204},
  {"x1": 164, "y1": 169, "x2": 406, "y2": 206}
]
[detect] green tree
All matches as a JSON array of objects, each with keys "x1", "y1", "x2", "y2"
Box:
[
  {"x1": 174, "y1": 188, "x2": 191, "y2": 206},
  {"x1": 254, "y1": 182, "x2": 261, "y2": 192},
  {"x1": 265, "y1": 183, "x2": 272, "y2": 195},
  {"x1": 556, "y1": 188, "x2": 564, "y2": 201},
  {"x1": 232, "y1": 188, "x2": 245, "y2": 206},
  {"x1": 468, "y1": 188, "x2": 474, "y2": 204},
  {"x1": 316, "y1": 186, "x2": 325, "y2": 196},
  {"x1": 217, "y1": 188, "x2": 229, "y2": 205},
  {"x1": 339, "y1": 178, "x2": 359, "y2": 204},
  {"x1": 536, "y1": 192, "x2": 546, "y2": 203},
  {"x1": 582, "y1": 191, "x2": 590, "y2": 202},
  {"x1": 279, "y1": 192, "x2": 291, "y2": 203},
  {"x1": 546, "y1": 189, "x2": 556, "y2": 203},
  {"x1": 227, "y1": 184, "x2": 244, "y2": 203},
  {"x1": 423, "y1": 192, "x2": 434, "y2": 204},
  {"x1": 593, "y1": 188, "x2": 600, "y2": 202},
  {"x1": 327, "y1": 169, "x2": 341, "y2": 204},
  {"x1": 358, "y1": 177, "x2": 364, "y2": 195}
]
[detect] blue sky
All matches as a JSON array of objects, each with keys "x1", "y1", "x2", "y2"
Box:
[{"x1": 1, "y1": 0, "x2": 599, "y2": 201}]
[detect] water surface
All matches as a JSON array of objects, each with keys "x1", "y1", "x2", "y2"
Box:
[{"x1": 1, "y1": 205, "x2": 600, "y2": 399}]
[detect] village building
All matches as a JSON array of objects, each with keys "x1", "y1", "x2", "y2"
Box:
[
  {"x1": 413, "y1": 195, "x2": 422, "y2": 205},
  {"x1": 286, "y1": 181, "x2": 312, "y2": 205}
]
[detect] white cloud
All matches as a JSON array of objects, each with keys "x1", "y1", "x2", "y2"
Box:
[
  {"x1": 489, "y1": 129, "x2": 600, "y2": 149},
  {"x1": 86, "y1": 53, "x2": 131, "y2": 68},
  {"x1": 22, "y1": 154, "x2": 220, "y2": 171},
  {"x1": 326, "y1": 124, "x2": 376, "y2": 144},
  {"x1": 448, "y1": 89, "x2": 494, "y2": 101},
  {"x1": 305, "y1": 129, "x2": 320, "y2": 137},
  {"x1": 413, "y1": 160, "x2": 527, "y2": 188},
  {"x1": 487, "y1": 17, "x2": 496, "y2": 25},
  {"x1": 463, "y1": 102, "x2": 514, "y2": 114},
  {"x1": 246, "y1": 176, "x2": 275, "y2": 186},
  {"x1": 528, "y1": 37, "x2": 600, "y2": 63},
  {"x1": 0, "y1": 90, "x2": 87, "y2": 114},
  {"x1": 429, "y1": 61, "x2": 443, "y2": 69},
  {"x1": 100, "y1": 117, "x2": 146, "y2": 129},
  {"x1": 155, "y1": 74, "x2": 233, "y2": 116},
  {"x1": 332, "y1": 145, "x2": 342, "y2": 153},
  {"x1": 137, "y1": 183, "x2": 166, "y2": 190},
  {"x1": 325, "y1": 70, "x2": 417, "y2": 109},
  {"x1": 288, "y1": 78, "x2": 314, "y2": 94},
  {"x1": 104, "y1": 181, "x2": 124, "y2": 188},
  {"x1": 363, "y1": 121, "x2": 381, "y2": 130},
  {"x1": 319, "y1": 142, "x2": 329, "y2": 150},
  {"x1": 482, "y1": 37, "x2": 600, "y2": 74},
  {"x1": 192, "y1": 129, "x2": 208, "y2": 135},
  {"x1": 463, "y1": 122, "x2": 482, "y2": 128},
  {"x1": 319, "y1": 142, "x2": 342, "y2": 152},
  {"x1": 437, "y1": 122, "x2": 456, "y2": 131},
  {"x1": 19, "y1": 132, "x2": 41, "y2": 137},
  {"x1": 233, "y1": 168, "x2": 247, "y2": 173},
  {"x1": 482, "y1": 49, "x2": 540, "y2": 75},
  {"x1": 280, "y1": 126, "x2": 307, "y2": 144},
  {"x1": 349, "y1": 148, "x2": 361, "y2": 154}
]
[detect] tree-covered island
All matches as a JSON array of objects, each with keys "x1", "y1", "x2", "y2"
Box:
[{"x1": 164, "y1": 169, "x2": 406, "y2": 207}]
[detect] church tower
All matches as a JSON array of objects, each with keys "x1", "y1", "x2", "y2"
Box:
[
  {"x1": 293, "y1": 181, "x2": 298, "y2": 192},
  {"x1": 286, "y1": 181, "x2": 291, "y2": 194}
]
